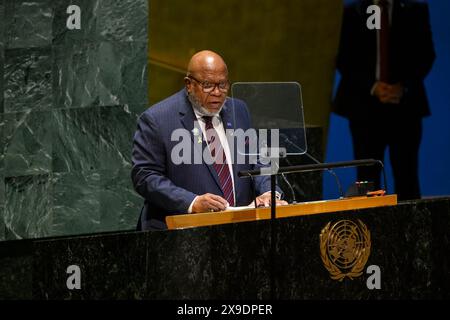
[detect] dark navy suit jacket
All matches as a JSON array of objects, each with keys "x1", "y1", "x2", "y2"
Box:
[{"x1": 131, "y1": 89, "x2": 273, "y2": 230}]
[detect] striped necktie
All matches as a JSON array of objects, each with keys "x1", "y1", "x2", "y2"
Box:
[{"x1": 203, "y1": 116, "x2": 235, "y2": 206}]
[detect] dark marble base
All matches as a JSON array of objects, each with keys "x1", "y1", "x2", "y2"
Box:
[
  {"x1": 0, "y1": 239, "x2": 33, "y2": 299},
  {"x1": 0, "y1": 197, "x2": 449, "y2": 299}
]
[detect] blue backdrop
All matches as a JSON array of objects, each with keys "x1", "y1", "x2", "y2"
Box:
[{"x1": 325, "y1": 0, "x2": 450, "y2": 199}]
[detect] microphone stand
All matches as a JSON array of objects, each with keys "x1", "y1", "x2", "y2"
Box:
[
  {"x1": 280, "y1": 171, "x2": 297, "y2": 204},
  {"x1": 301, "y1": 152, "x2": 345, "y2": 199},
  {"x1": 257, "y1": 148, "x2": 284, "y2": 299},
  {"x1": 280, "y1": 134, "x2": 345, "y2": 199}
]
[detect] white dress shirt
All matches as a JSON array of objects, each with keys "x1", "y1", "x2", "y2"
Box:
[{"x1": 187, "y1": 109, "x2": 236, "y2": 213}]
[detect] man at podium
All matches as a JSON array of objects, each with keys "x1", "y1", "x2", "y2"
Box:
[{"x1": 131, "y1": 50, "x2": 287, "y2": 231}]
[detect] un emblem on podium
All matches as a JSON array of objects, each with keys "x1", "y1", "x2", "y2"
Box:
[{"x1": 320, "y1": 219, "x2": 371, "y2": 281}]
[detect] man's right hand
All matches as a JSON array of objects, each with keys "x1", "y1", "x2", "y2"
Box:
[
  {"x1": 192, "y1": 193, "x2": 228, "y2": 213},
  {"x1": 372, "y1": 81, "x2": 391, "y2": 103},
  {"x1": 372, "y1": 81, "x2": 403, "y2": 104}
]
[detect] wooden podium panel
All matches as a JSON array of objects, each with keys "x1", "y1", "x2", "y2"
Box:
[{"x1": 166, "y1": 194, "x2": 397, "y2": 230}]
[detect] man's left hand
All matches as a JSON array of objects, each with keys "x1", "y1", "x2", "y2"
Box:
[{"x1": 255, "y1": 192, "x2": 288, "y2": 207}]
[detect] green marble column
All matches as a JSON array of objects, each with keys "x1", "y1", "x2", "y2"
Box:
[
  {"x1": 1, "y1": 0, "x2": 6, "y2": 240},
  {"x1": 0, "y1": 0, "x2": 148, "y2": 240}
]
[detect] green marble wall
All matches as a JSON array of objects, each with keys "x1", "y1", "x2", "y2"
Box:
[
  {"x1": 0, "y1": 0, "x2": 148, "y2": 240},
  {"x1": 1, "y1": 0, "x2": 5, "y2": 240}
]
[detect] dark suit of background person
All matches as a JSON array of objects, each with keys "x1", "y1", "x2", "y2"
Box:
[
  {"x1": 131, "y1": 51, "x2": 283, "y2": 231},
  {"x1": 333, "y1": 0, "x2": 435, "y2": 201}
]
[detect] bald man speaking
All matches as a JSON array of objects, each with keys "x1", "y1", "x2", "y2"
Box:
[{"x1": 131, "y1": 50, "x2": 286, "y2": 231}]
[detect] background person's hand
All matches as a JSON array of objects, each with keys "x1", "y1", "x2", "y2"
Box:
[
  {"x1": 192, "y1": 193, "x2": 228, "y2": 213},
  {"x1": 386, "y1": 82, "x2": 404, "y2": 104},
  {"x1": 372, "y1": 81, "x2": 391, "y2": 103},
  {"x1": 373, "y1": 81, "x2": 404, "y2": 104}
]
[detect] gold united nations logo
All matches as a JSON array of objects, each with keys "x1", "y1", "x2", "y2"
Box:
[{"x1": 320, "y1": 219, "x2": 371, "y2": 281}]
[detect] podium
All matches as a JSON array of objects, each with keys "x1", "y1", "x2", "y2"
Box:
[
  {"x1": 2, "y1": 195, "x2": 450, "y2": 299},
  {"x1": 166, "y1": 195, "x2": 398, "y2": 229}
]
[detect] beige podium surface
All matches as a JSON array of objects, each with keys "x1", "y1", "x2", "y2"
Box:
[{"x1": 166, "y1": 194, "x2": 397, "y2": 230}]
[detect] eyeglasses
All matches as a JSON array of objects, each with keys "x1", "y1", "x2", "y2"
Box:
[{"x1": 188, "y1": 75, "x2": 229, "y2": 93}]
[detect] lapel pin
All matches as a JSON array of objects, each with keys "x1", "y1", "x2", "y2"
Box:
[{"x1": 192, "y1": 128, "x2": 202, "y2": 143}]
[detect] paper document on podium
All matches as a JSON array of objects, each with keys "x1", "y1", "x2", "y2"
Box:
[{"x1": 225, "y1": 205, "x2": 255, "y2": 211}]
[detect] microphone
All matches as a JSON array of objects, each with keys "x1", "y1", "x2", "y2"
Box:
[
  {"x1": 280, "y1": 133, "x2": 345, "y2": 199},
  {"x1": 280, "y1": 155, "x2": 297, "y2": 203}
]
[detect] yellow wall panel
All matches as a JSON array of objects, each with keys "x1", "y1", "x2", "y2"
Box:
[{"x1": 148, "y1": 0, "x2": 342, "y2": 135}]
